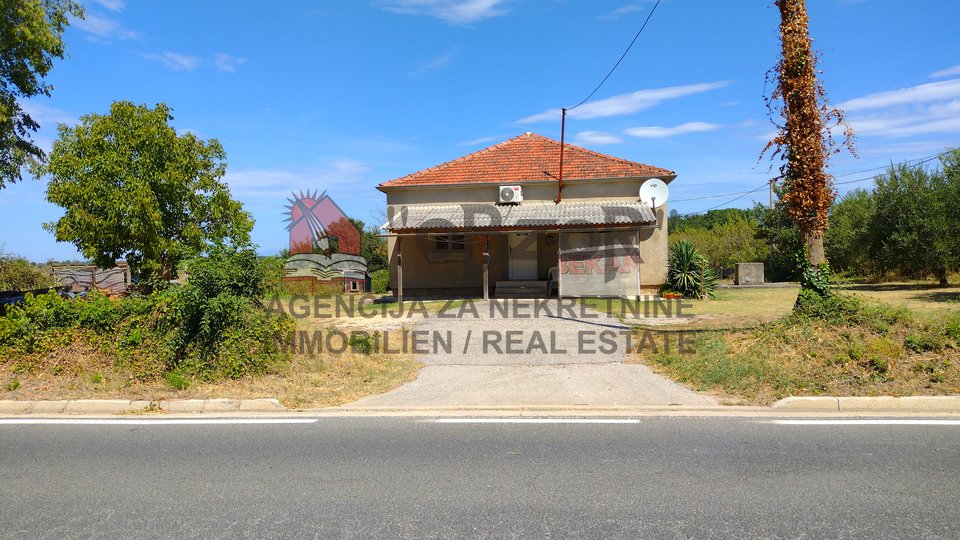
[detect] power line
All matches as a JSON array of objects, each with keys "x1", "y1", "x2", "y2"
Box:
[
  {"x1": 566, "y1": 0, "x2": 661, "y2": 111},
  {"x1": 673, "y1": 150, "x2": 953, "y2": 215},
  {"x1": 833, "y1": 153, "x2": 943, "y2": 179}
]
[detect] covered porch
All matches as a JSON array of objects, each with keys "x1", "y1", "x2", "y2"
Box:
[{"x1": 384, "y1": 200, "x2": 664, "y2": 299}]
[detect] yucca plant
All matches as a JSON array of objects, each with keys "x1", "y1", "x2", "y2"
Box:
[{"x1": 665, "y1": 240, "x2": 718, "y2": 299}]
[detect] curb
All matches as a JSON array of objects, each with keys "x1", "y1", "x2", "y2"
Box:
[
  {"x1": 771, "y1": 396, "x2": 960, "y2": 413},
  {"x1": 0, "y1": 398, "x2": 285, "y2": 415},
  {"x1": 1, "y1": 396, "x2": 959, "y2": 416}
]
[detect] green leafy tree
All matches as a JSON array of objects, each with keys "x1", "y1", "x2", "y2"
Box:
[
  {"x1": 671, "y1": 213, "x2": 768, "y2": 277},
  {"x1": 754, "y1": 200, "x2": 803, "y2": 282},
  {"x1": 1, "y1": 0, "x2": 83, "y2": 188},
  {"x1": 349, "y1": 218, "x2": 388, "y2": 272},
  {"x1": 38, "y1": 101, "x2": 253, "y2": 281},
  {"x1": 824, "y1": 188, "x2": 876, "y2": 276},
  {"x1": 870, "y1": 156, "x2": 959, "y2": 285}
]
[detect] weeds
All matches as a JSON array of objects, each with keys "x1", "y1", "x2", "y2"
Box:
[{"x1": 640, "y1": 292, "x2": 959, "y2": 404}]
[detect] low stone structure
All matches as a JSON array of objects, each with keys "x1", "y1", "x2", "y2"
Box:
[{"x1": 734, "y1": 262, "x2": 765, "y2": 285}]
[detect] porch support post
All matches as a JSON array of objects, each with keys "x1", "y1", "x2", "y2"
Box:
[
  {"x1": 636, "y1": 228, "x2": 642, "y2": 300},
  {"x1": 397, "y1": 236, "x2": 403, "y2": 304},
  {"x1": 556, "y1": 231, "x2": 562, "y2": 300},
  {"x1": 482, "y1": 235, "x2": 490, "y2": 300}
]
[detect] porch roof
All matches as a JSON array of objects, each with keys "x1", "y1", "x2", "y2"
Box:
[{"x1": 384, "y1": 200, "x2": 657, "y2": 233}]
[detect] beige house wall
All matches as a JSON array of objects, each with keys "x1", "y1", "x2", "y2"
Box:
[{"x1": 382, "y1": 176, "x2": 673, "y2": 295}]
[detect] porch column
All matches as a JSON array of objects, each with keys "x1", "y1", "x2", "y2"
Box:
[
  {"x1": 636, "y1": 229, "x2": 642, "y2": 300},
  {"x1": 482, "y1": 235, "x2": 490, "y2": 300},
  {"x1": 556, "y1": 231, "x2": 562, "y2": 300},
  {"x1": 396, "y1": 236, "x2": 403, "y2": 304}
]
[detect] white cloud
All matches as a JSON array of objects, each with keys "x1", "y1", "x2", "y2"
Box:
[
  {"x1": 409, "y1": 47, "x2": 459, "y2": 77},
  {"x1": 840, "y1": 79, "x2": 960, "y2": 138},
  {"x1": 144, "y1": 52, "x2": 247, "y2": 73},
  {"x1": 72, "y1": 11, "x2": 138, "y2": 40},
  {"x1": 597, "y1": 1, "x2": 650, "y2": 21},
  {"x1": 224, "y1": 161, "x2": 373, "y2": 200},
  {"x1": 838, "y1": 79, "x2": 960, "y2": 111},
  {"x1": 380, "y1": 0, "x2": 509, "y2": 24},
  {"x1": 86, "y1": 0, "x2": 125, "y2": 11},
  {"x1": 930, "y1": 65, "x2": 960, "y2": 79},
  {"x1": 213, "y1": 53, "x2": 248, "y2": 73},
  {"x1": 458, "y1": 134, "x2": 510, "y2": 146},
  {"x1": 854, "y1": 140, "x2": 952, "y2": 156},
  {"x1": 849, "y1": 114, "x2": 960, "y2": 138},
  {"x1": 516, "y1": 81, "x2": 731, "y2": 123},
  {"x1": 573, "y1": 131, "x2": 622, "y2": 145},
  {"x1": 143, "y1": 51, "x2": 202, "y2": 71},
  {"x1": 20, "y1": 101, "x2": 77, "y2": 126},
  {"x1": 625, "y1": 122, "x2": 720, "y2": 138}
]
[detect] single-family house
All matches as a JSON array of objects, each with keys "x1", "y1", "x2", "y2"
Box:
[{"x1": 377, "y1": 132, "x2": 676, "y2": 298}]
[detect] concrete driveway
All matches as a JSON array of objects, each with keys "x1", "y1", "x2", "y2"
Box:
[{"x1": 342, "y1": 299, "x2": 718, "y2": 409}]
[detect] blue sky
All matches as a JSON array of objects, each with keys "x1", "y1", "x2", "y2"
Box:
[{"x1": 2, "y1": 0, "x2": 959, "y2": 261}]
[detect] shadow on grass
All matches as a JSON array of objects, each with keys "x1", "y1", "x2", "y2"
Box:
[{"x1": 843, "y1": 283, "x2": 960, "y2": 304}]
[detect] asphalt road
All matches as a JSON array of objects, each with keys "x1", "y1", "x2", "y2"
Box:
[{"x1": 1, "y1": 417, "x2": 958, "y2": 539}]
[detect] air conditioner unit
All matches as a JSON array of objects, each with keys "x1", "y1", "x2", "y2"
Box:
[{"x1": 498, "y1": 185, "x2": 523, "y2": 204}]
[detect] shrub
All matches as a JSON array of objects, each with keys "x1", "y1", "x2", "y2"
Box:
[
  {"x1": 350, "y1": 332, "x2": 374, "y2": 355},
  {"x1": 665, "y1": 240, "x2": 718, "y2": 299},
  {"x1": 371, "y1": 269, "x2": 390, "y2": 294},
  {"x1": 0, "y1": 251, "x2": 55, "y2": 291},
  {"x1": 157, "y1": 246, "x2": 293, "y2": 378},
  {"x1": 793, "y1": 289, "x2": 863, "y2": 324},
  {"x1": 904, "y1": 329, "x2": 949, "y2": 352},
  {"x1": 864, "y1": 336, "x2": 902, "y2": 374},
  {"x1": 164, "y1": 371, "x2": 190, "y2": 390},
  {"x1": 0, "y1": 246, "x2": 294, "y2": 382}
]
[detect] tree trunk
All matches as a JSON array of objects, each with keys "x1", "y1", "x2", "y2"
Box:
[
  {"x1": 937, "y1": 268, "x2": 949, "y2": 287},
  {"x1": 803, "y1": 230, "x2": 826, "y2": 266}
]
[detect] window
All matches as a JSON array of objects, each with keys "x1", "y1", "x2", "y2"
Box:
[{"x1": 434, "y1": 234, "x2": 465, "y2": 251}]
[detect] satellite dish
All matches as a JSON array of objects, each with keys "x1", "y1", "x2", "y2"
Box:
[
  {"x1": 669, "y1": 209, "x2": 679, "y2": 218},
  {"x1": 639, "y1": 178, "x2": 669, "y2": 208}
]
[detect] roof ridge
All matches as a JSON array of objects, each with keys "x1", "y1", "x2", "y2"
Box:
[
  {"x1": 379, "y1": 132, "x2": 674, "y2": 188},
  {"x1": 386, "y1": 133, "x2": 534, "y2": 185}
]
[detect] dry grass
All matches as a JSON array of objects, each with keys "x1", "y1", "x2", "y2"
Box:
[
  {"x1": 584, "y1": 286, "x2": 800, "y2": 330},
  {"x1": 594, "y1": 283, "x2": 960, "y2": 330},
  {"x1": 1, "y1": 322, "x2": 422, "y2": 409},
  {"x1": 630, "y1": 298, "x2": 960, "y2": 405},
  {"x1": 839, "y1": 281, "x2": 960, "y2": 318}
]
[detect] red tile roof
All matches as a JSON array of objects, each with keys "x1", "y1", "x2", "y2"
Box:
[{"x1": 378, "y1": 132, "x2": 675, "y2": 188}]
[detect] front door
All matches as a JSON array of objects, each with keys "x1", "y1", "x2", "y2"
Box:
[{"x1": 508, "y1": 233, "x2": 538, "y2": 280}]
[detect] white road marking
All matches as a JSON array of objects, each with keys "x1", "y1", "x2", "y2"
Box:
[
  {"x1": 0, "y1": 418, "x2": 319, "y2": 426},
  {"x1": 430, "y1": 418, "x2": 641, "y2": 424},
  {"x1": 772, "y1": 419, "x2": 960, "y2": 426}
]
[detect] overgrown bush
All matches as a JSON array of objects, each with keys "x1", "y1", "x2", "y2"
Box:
[
  {"x1": 0, "y1": 247, "x2": 294, "y2": 381},
  {"x1": 664, "y1": 240, "x2": 718, "y2": 299},
  {"x1": 0, "y1": 250, "x2": 55, "y2": 291},
  {"x1": 371, "y1": 269, "x2": 390, "y2": 294}
]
